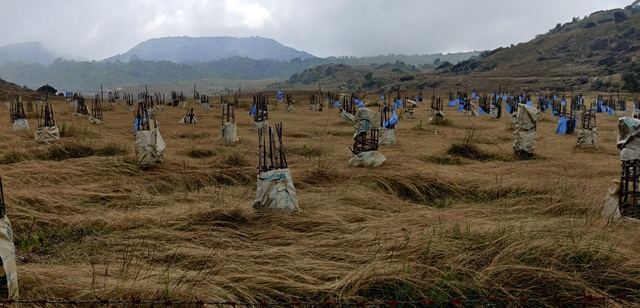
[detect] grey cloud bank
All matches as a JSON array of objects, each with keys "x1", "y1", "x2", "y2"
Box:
[{"x1": 0, "y1": 0, "x2": 631, "y2": 61}]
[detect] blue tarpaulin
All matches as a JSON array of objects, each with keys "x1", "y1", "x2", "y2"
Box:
[
  {"x1": 384, "y1": 110, "x2": 398, "y2": 128},
  {"x1": 134, "y1": 117, "x2": 148, "y2": 132},
  {"x1": 556, "y1": 116, "x2": 567, "y2": 134}
]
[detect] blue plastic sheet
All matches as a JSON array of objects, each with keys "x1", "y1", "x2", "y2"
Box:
[
  {"x1": 526, "y1": 101, "x2": 533, "y2": 107},
  {"x1": 608, "y1": 107, "x2": 614, "y2": 115},
  {"x1": 358, "y1": 101, "x2": 364, "y2": 108},
  {"x1": 384, "y1": 110, "x2": 398, "y2": 128},
  {"x1": 249, "y1": 104, "x2": 256, "y2": 116},
  {"x1": 561, "y1": 100, "x2": 566, "y2": 106},
  {"x1": 334, "y1": 101, "x2": 340, "y2": 107},
  {"x1": 556, "y1": 116, "x2": 567, "y2": 134},
  {"x1": 458, "y1": 103, "x2": 465, "y2": 112},
  {"x1": 448, "y1": 100, "x2": 456, "y2": 107},
  {"x1": 506, "y1": 104, "x2": 512, "y2": 114},
  {"x1": 380, "y1": 95, "x2": 385, "y2": 101},
  {"x1": 134, "y1": 117, "x2": 147, "y2": 132},
  {"x1": 478, "y1": 106, "x2": 486, "y2": 115},
  {"x1": 277, "y1": 91, "x2": 283, "y2": 100},
  {"x1": 418, "y1": 95, "x2": 423, "y2": 102}
]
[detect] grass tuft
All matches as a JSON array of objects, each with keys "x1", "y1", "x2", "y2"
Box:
[{"x1": 187, "y1": 149, "x2": 215, "y2": 158}]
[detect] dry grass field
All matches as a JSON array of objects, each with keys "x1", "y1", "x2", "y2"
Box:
[{"x1": 2, "y1": 92, "x2": 639, "y2": 306}]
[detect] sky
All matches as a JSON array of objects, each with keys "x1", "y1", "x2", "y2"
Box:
[{"x1": 0, "y1": 0, "x2": 633, "y2": 61}]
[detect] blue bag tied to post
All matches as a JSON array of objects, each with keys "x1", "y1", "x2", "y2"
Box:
[
  {"x1": 478, "y1": 106, "x2": 486, "y2": 115},
  {"x1": 358, "y1": 101, "x2": 364, "y2": 108},
  {"x1": 277, "y1": 91, "x2": 283, "y2": 100},
  {"x1": 418, "y1": 95, "x2": 423, "y2": 102},
  {"x1": 380, "y1": 95, "x2": 385, "y2": 101},
  {"x1": 384, "y1": 110, "x2": 398, "y2": 128},
  {"x1": 556, "y1": 116, "x2": 567, "y2": 134},
  {"x1": 448, "y1": 100, "x2": 456, "y2": 107},
  {"x1": 334, "y1": 101, "x2": 340, "y2": 107},
  {"x1": 608, "y1": 107, "x2": 614, "y2": 115},
  {"x1": 458, "y1": 103, "x2": 465, "y2": 112},
  {"x1": 134, "y1": 117, "x2": 148, "y2": 132},
  {"x1": 561, "y1": 100, "x2": 566, "y2": 106},
  {"x1": 250, "y1": 103, "x2": 256, "y2": 116},
  {"x1": 506, "y1": 104, "x2": 512, "y2": 114},
  {"x1": 552, "y1": 109, "x2": 558, "y2": 116},
  {"x1": 526, "y1": 101, "x2": 533, "y2": 107}
]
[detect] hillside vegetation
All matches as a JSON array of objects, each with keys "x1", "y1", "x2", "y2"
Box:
[{"x1": 0, "y1": 53, "x2": 478, "y2": 93}]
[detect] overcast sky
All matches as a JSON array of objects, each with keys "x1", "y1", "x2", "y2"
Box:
[{"x1": 0, "y1": 0, "x2": 632, "y2": 61}]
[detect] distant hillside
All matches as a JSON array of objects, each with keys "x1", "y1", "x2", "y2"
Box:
[
  {"x1": 0, "y1": 78, "x2": 38, "y2": 97},
  {"x1": 433, "y1": 4, "x2": 640, "y2": 92},
  {"x1": 0, "y1": 51, "x2": 479, "y2": 92},
  {"x1": 103, "y1": 36, "x2": 316, "y2": 63},
  {"x1": 0, "y1": 42, "x2": 58, "y2": 65}
]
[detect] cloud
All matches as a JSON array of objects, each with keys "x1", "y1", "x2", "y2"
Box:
[
  {"x1": 224, "y1": 0, "x2": 273, "y2": 29},
  {"x1": 0, "y1": 0, "x2": 632, "y2": 60}
]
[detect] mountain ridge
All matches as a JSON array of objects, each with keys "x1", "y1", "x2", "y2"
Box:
[
  {"x1": 0, "y1": 42, "x2": 58, "y2": 65},
  {"x1": 102, "y1": 36, "x2": 316, "y2": 63}
]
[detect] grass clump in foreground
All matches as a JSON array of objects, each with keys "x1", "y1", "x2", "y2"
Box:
[
  {"x1": 431, "y1": 117, "x2": 452, "y2": 126},
  {"x1": 0, "y1": 150, "x2": 33, "y2": 164},
  {"x1": 447, "y1": 129, "x2": 498, "y2": 161},
  {"x1": 422, "y1": 155, "x2": 466, "y2": 166},
  {"x1": 42, "y1": 142, "x2": 127, "y2": 160},
  {"x1": 187, "y1": 148, "x2": 216, "y2": 158}
]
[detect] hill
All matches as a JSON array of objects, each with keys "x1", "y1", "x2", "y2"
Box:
[
  {"x1": 432, "y1": 5, "x2": 640, "y2": 92},
  {"x1": 0, "y1": 42, "x2": 58, "y2": 66},
  {"x1": 103, "y1": 36, "x2": 316, "y2": 63},
  {"x1": 286, "y1": 4, "x2": 640, "y2": 95},
  {"x1": 0, "y1": 53, "x2": 479, "y2": 93}
]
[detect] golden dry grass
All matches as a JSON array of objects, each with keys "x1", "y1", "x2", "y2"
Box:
[{"x1": 2, "y1": 94, "x2": 639, "y2": 305}]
